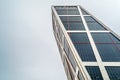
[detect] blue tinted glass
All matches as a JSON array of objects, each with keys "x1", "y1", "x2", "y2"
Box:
[
  {"x1": 63, "y1": 22, "x2": 85, "y2": 30},
  {"x1": 60, "y1": 16, "x2": 85, "y2": 30},
  {"x1": 84, "y1": 16, "x2": 95, "y2": 22},
  {"x1": 56, "y1": 9, "x2": 80, "y2": 15},
  {"x1": 60, "y1": 16, "x2": 82, "y2": 22},
  {"x1": 86, "y1": 66, "x2": 103, "y2": 80},
  {"x1": 70, "y1": 33, "x2": 89, "y2": 43},
  {"x1": 110, "y1": 34, "x2": 120, "y2": 43},
  {"x1": 87, "y1": 22, "x2": 105, "y2": 30},
  {"x1": 81, "y1": 9, "x2": 89, "y2": 15},
  {"x1": 74, "y1": 44, "x2": 96, "y2": 61},
  {"x1": 84, "y1": 16, "x2": 106, "y2": 30},
  {"x1": 55, "y1": 6, "x2": 79, "y2": 15},
  {"x1": 92, "y1": 33, "x2": 120, "y2": 43},
  {"x1": 105, "y1": 66, "x2": 120, "y2": 80},
  {"x1": 117, "y1": 44, "x2": 120, "y2": 49},
  {"x1": 96, "y1": 44, "x2": 120, "y2": 62}
]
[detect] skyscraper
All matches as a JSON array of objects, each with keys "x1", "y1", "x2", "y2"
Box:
[{"x1": 52, "y1": 5, "x2": 120, "y2": 80}]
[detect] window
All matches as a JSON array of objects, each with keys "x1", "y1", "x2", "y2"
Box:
[
  {"x1": 74, "y1": 44, "x2": 96, "y2": 61},
  {"x1": 84, "y1": 16, "x2": 106, "y2": 30},
  {"x1": 60, "y1": 16, "x2": 85, "y2": 30},
  {"x1": 92, "y1": 33, "x2": 120, "y2": 62},
  {"x1": 55, "y1": 6, "x2": 80, "y2": 15},
  {"x1": 96, "y1": 44, "x2": 120, "y2": 62},
  {"x1": 86, "y1": 66, "x2": 103, "y2": 80},
  {"x1": 92, "y1": 33, "x2": 120, "y2": 43},
  {"x1": 105, "y1": 66, "x2": 120, "y2": 80},
  {"x1": 60, "y1": 16, "x2": 82, "y2": 22},
  {"x1": 63, "y1": 22, "x2": 85, "y2": 30},
  {"x1": 81, "y1": 8, "x2": 89, "y2": 15},
  {"x1": 69, "y1": 33, "x2": 96, "y2": 61},
  {"x1": 70, "y1": 33, "x2": 89, "y2": 43}
]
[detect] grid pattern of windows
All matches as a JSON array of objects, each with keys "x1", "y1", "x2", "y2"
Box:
[
  {"x1": 84, "y1": 16, "x2": 106, "y2": 30},
  {"x1": 105, "y1": 66, "x2": 120, "y2": 80},
  {"x1": 53, "y1": 6, "x2": 120, "y2": 80},
  {"x1": 55, "y1": 6, "x2": 80, "y2": 15},
  {"x1": 60, "y1": 16, "x2": 85, "y2": 30},
  {"x1": 86, "y1": 66, "x2": 103, "y2": 80},
  {"x1": 69, "y1": 33, "x2": 96, "y2": 61},
  {"x1": 92, "y1": 33, "x2": 120, "y2": 62}
]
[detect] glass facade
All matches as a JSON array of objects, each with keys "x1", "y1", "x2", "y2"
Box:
[
  {"x1": 55, "y1": 6, "x2": 80, "y2": 15},
  {"x1": 92, "y1": 33, "x2": 120, "y2": 62},
  {"x1": 86, "y1": 66, "x2": 103, "y2": 80},
  {"x1": 84, "y1": 16, "x2": 106, "y2": 30},
  {"x1": 81, "y1": 8, "x2": 89, "y2": 15},
  {"x1": 52, "y1": 6, "x2": 120, "y2": 80},
  {"x1": 69, "y1": 33, "x2": 96, "y2": 61},
  {"x1": 105, "y1": 66, "x2": 120, "y2": 80},
  {"x1": 60, "y1": 16, "x2": 85, "y2": 30}
]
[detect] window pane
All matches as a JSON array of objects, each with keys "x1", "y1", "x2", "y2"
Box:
[
  {"x1": 84, "y1": 16, "x2": 95, "y2": 22},
  {"x1": 63, "y1": 22, "x2": 85, "y2": 30},
  {"x1": 56, "y1": 9, "x2": 80, "y2": 15},
  {"x1": 81, "y1": 8, "x2": 89, "y2": 15},
  {"x1": 60, "y1": 16, "x2": 85, "y2": 30},
  {"x1": 69, "y1": 33, "x2": 89, "y2": 43},
  {"x1": 105, "y1": 66, "x2": 120, "y2": 80},
  {"x1": 86, "y1": 66, "x2": 103, "y2": 80},
  {"x1": 117, "y1": 44, "x2": 120, "y2": 49},
  {"x1": 92, "y1": 33, "x2": 120, "y2": 43},
  {"x1": 84, "y1": 16, "x2": 106, "y2": 30},
  {"x1": 87, "y1": 22, "x2": 105, "y2": 30},
  {"x1": 74, "y1": 44, "x2": 96, "y2": 61},
  {"x1": 55, "y1": 6, "x2": 80, "y2": 15},
  {"x1": 60, "y1": 16, "x2": 82, "y2": 22},
  {"x1": 96, "y1": 44, "x2": 120, "y2": 62}
]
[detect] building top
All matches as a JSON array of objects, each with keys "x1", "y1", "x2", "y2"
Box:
[{"x1": 52, "y1": 5, "x2": 120, "y2": 80}]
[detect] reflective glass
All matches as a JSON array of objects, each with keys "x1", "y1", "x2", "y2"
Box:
[
  {"x1": 63, "y1": 22, "x2": 85, "y2": 30},
  {"x1": 69, "y1": 33, "x2": 89, "y2": 43},
  {"x1": 96, "y1": 44, "x2": 120, "y2": 62},
  {"x1": 87, "y1": 22, "x2": 105, "y2": 30},
  {"x1": 55, "y1": 6, "x2": 80, "y2": 15},
  {"x1": 117, "y1": 44, "x2": 120, "y2": 49},
  {"x1": 105, "y1": 66, "x2": 120, "y2": 80},
  {"x1": 81, "y1": 8, "x2": 89, "y2": 15},
  {"x1": 60, "y1": 16, "x2": 85, "y2": 30},
  {"x1": 56, "y1": 9, "x2": 80, "y2": 15},
  {"x1": 74, "y1": 44, "x2": 96, "y2": 61},
  {"x1": 84, "y1": 16, "x2": 106, "y2": 30},
  {"x1": 60, "y1": 16, "x2": 82, "y2": 22},
  {"x1": 92, "y1": 33, "x2": 120, "y2": 43},
  {"x1": 84, "y1": 16, "x2": 95, "y2": 22},
  {"x1": 86, "y1": 66, "x2": 103, "y2": 80}
]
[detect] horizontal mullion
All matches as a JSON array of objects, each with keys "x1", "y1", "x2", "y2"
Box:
[{"x1": 59, "y1": 15, "x2": 81, "y2": 16}]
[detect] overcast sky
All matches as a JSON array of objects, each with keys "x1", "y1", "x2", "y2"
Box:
[{"x1": 0, "y1": 0, "x2": 120, "y2": 80}]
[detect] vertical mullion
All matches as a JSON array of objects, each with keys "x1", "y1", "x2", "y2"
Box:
[{"x1": 78, "y1": 6, "x2": 110, "y2": 80}]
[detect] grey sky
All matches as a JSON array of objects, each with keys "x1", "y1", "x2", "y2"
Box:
[{"x1": 0, "y1": 0, "x2": 120, "y2": 80}]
